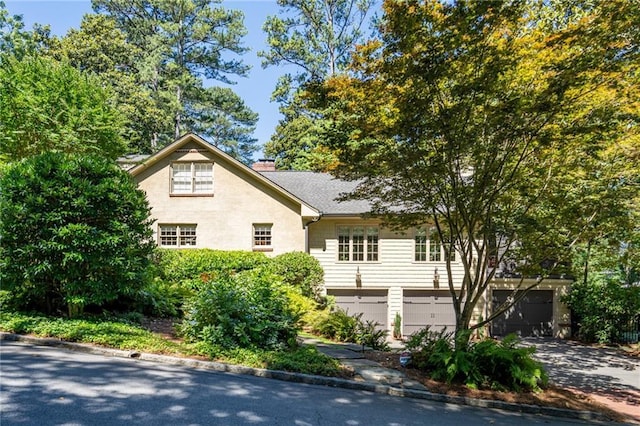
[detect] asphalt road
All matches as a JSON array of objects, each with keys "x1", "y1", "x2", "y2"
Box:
[{"x1": 1, "y1": 341, "x2": 598, "y2": 426}]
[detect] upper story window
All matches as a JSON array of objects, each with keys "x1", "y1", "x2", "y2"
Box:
[
  {"x1": 253, "y1": 223, "x2": 272, "y2": 251},
  {"x1": 171, "y1": 162, "x2": 213, "y2": 195},
  {"x1": 159, "y1": 224, "x2": 196, "y2": 247},
  {"x1": 338, "y1": 226, "x2": 379, "y2": 262},
  {"x1": 415, "y1": 227, "x2": 455, "y2": 262}
]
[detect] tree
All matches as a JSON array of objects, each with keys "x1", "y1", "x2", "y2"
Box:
[
  {"x1": 0, "y1": 0, "x2": 52, "y2": 60},
  {"x1": 320, "y1": 0, "x2": 639, "y2": 346},
  {"x1": 259, "y1": 0, "x2": 375, "y2": 170},
  {"x1": 0, "y1": 55, "x2": 127, "y2": 163},
  {"x1": 0, "y1": 152, "x2": 156, "y2": 316},
  {"x1": 565, "y1": 238, "x2": 640, "y2": 344},
  {"x1": 91, "y1": 0, "x2": 259, "y2": 161},
  {"x1": 50, "y1": 14, "x2": 167, "y2": 154}
]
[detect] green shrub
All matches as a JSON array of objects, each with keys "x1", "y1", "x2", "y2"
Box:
[
  {"x1": 564, "y1": 275, "x2": 640, "y2": 344},
  {"x1": 308, "y1": 307, "x2": 389, "y2": 350},
  {"x1": 153, "y1": 249, "x2": 270, "y2": 286},
  {"x1": 405, "y1": 328, "x2": 547, "y2": 392},
  {"x1": 180, "y1": 268, "x2": 300, "y2": 350},
  {"x1": 269, "y1": 251, "x2": 324, "y2": 299},
  {"x1": 0, "y1": 152, "x2": 155, "y2": 316}
]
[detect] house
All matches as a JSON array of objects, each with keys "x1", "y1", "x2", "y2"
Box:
[{"x1": 127, "y1": 133, "x2": 572, "y2": 338}]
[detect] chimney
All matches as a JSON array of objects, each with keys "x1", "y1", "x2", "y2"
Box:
[{"x1": 252, "y1": 159, "x2": 276, "y2": 172}]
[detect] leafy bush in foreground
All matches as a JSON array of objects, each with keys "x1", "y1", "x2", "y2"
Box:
[
  {"x1": 405, "y1": 328, "x2": 547, "y2": 392},
  {"x1": 0, "y1": 152, "x2": 155, "y2": 316},
  {"x1": 180, "y1": 269, "x2": 300, "y2": 350},
  {"x1": 268, "y1": 251, "x2": 324, "y2": 299}
]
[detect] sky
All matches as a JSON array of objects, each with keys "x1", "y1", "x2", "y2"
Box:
[{"x1": 4, "y1": 0, "x2": 292, "y2": 158}]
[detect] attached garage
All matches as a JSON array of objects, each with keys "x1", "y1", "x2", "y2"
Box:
[
  {"x1": 491, "y1": 290, "x2": 553, "y2": 337},
  {"x1": 403, "y1": 290, "x2": 457, "y2": 336},
  {"x1": 327, "y1": 289, "x2": 388, "y2": 330}
]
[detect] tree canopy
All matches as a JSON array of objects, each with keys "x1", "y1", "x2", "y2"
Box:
[
  {"x1": 320, "y1": 0, "x2": 640, "y2": 343},
  {"x1": 90, "y1": 0, "x2": 259, "y2": 160},
  {"x1": 0, "y1": 55, "x2": 127, "y2": 163},
  {"x1": 260, "y1": 0, "x2": 375, "y2": 170}
]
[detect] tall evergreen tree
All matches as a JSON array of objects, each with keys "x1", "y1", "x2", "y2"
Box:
[
  {"x1": 259, "y1": 0, "x2": 375, "y2": 170},
  {"x1": 91, "y1": 0, "x2": 258, "y2": 161}
]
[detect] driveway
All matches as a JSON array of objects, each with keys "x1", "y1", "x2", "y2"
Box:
[{"x1": 524, "y1": 338, "x2": 640, "y2": 423}]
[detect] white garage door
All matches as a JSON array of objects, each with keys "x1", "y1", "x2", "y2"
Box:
[
  {"x1": 327, "y1": 289, "x2": 388, "y2": 330},
  {"x1": 403, "y1": 290, "x2": 456, "y2": 336}
]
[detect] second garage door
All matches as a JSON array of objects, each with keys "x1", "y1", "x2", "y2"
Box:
[
  {"x1": 491, "y1": 290, "x2": 553, "y2": 337},
  {"x1": 327, "y1": 289, "x2": 388, "y2": 330},
  {"x1": 403, "y1": 290, "x2": 456, "y2": 336}
]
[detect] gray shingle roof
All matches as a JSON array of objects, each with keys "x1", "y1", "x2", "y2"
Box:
[{"x1": 260, "y1": 171, "x2": 372, "y2": 215}]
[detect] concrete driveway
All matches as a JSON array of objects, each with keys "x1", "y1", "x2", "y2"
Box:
[{"x1": 524, "y1": 338, "x2": 640, "y2": 423}]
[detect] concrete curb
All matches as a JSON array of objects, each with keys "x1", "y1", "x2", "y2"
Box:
[{"x1": 1, "y1": 332, "x2": 612, "y2": 423}]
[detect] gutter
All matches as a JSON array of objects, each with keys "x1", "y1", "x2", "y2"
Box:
[{"x1": 304, "y1": 213, "x2": 322, "y2": 254}]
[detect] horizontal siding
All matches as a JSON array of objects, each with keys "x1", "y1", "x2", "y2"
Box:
[{"x1": 310, "y1": 220, "x2": 467, "y2": 290}]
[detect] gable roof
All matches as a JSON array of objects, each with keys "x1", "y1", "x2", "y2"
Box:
[
  {"x1": 127, "y1": 133, "x2": 320, "y2": 218},
  {"x1": 259, "y1": 171, "x2": 372, "y2": 216}
]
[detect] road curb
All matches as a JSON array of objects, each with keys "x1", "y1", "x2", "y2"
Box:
[{"x1": 1, "y1": 333, "x2": 613, "y2": 423}]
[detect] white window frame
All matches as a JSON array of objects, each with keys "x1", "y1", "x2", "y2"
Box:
[
  {"x1": 158, "y1": 224, "x2": 197, "y2": 248},
  {"x1": 419, "y1": 227, "x2": 455, "y2": 262},
  {"x1": 337, "y1": 225, "x2": 379, "y2": 262},
  {"x1": 252, "y1": 223, "x2": 273, "y2": 251},
  {"x1": 170, "y1": 162, "x2": 213, "y2": 195},
  {"x1": 415, "y1": 228, "x2": 428, "y2": 262}
]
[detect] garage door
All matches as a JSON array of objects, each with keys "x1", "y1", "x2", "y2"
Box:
[
  {"x1": 491, "y1": 290, "x2": 553, "y2": 337},
  {"x1": 403, "y1": 290, "x2": 456, "y2": 336},
  {"x1": 327, "y1": 289, "x2": 388, "y2": 330}
]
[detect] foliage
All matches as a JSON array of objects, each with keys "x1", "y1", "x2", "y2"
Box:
[
  {"x1": 269, "y1": 251, "x2": 324, "y2": 299},
  {"x1": 180, "y1": 269, "x2": 300, "y2": 350},
  {"x1": 405, "y1": 328, "x2": 547, "y2": 392},
  {"x1": 308, "y1": 307, "x2": 389, "y2": 350},
  {"x1": 0, "y1": 311, "x2": 345, "y2": 376},
  {"x1": 48, "y1": 14, "x2": 166, "y2": 154},
  {"x1": 393, "y1": 312, "x2": 402, "y2": 339},
  {"x1": 153, "y1": 248, "x2": 270, "y2": 287},
  {"x1": 0, "y1": 55, "x2": 127, "y2": 163},
  {"x1": 0, "y1": 1, "x2": 51, "y2": 60},
  {"x1": 91, "y1": 0, "x2": 258, "y2": 160},
  {"x1": 126, "y1": 278, "x2": 192, "y2": 318},
  {"x1": 0, "y1": 152, "x2": 155, "y2": 316},
  {"x1": 564, "y1": 240, "x2": 640, "y2": 344},
  {"x1": 0, "y1": 311, "x2": 185, "y2": 354},
  {"x1": 260, "y1": 0, "x2": 375, "y2": 170},
  {"x1": 320, "y1": 0, "x2": 640, "y2": 346}
]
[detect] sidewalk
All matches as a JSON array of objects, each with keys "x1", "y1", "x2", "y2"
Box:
[{"x1": 298, "y1": 337, "x2": 426, "y2": 391}]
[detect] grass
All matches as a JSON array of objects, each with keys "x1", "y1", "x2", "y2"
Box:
[{"x1": 0, "y1": 311, "x2": 346, "y2": 377}]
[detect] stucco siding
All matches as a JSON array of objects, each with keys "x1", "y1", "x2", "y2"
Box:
[{"x1": 134, "y1": 143, "x2": 306, "y2": 255}]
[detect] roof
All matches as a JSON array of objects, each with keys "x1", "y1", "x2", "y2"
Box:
[
  {"x1": 126, "y1": 133, "x2": 320, "y2": 218},
  {"x1": 260, "y1": 171, "x2": 372, "y2": 215}
]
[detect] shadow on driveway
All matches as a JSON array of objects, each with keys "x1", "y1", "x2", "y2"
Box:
[{"x1": 524, "y1": 338, "x2": 640, "y2": 422}]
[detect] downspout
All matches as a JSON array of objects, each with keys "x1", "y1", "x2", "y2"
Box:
[{"x1": 304, "y1": 214, "x2": 322, "y2": 253}]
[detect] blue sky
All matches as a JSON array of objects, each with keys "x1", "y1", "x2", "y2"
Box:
[{"x1": 5, "y1": 0, "x2": 293, "y2": 157}]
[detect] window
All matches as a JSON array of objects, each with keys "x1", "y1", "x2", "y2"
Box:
[
  {"x1": 429, "y1": 229, "x2": 441, "y2": 262},
  {"x1": 159, "y1": 224, "x2": 196, "y2": 247},
  {"x1": 415, "y1": 228, "x2": 427, "y2": 262},
  {"x1": 338, "y1": 226, "x2": 379, "y2": 262},
  {"x1": 415, "y1": 227, "x2": 455, "y2": 262},
  {"x1": 171, "y1": 162, "x2": 213, "y2": 194},
  {"x1": 253, "y1": 224, "x2": 272, "y2": 249}
]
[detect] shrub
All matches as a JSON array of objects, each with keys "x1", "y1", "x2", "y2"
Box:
[
  {"x1": 308, "y1": 307, "x2": 389, "y2": 350},
  {"x1": 269, "y1": 251, "x2": 324, "y2": 299},
  {"x1": 180, "y1": 268, "x2": 300, "y2": 350},
  {"x1": 564, "y1": 275, "x2": 640, "y2": 344},
  {"x1": 153, "y1": 249, "x2": 270, "y2": 286},
  {"x1": 0, "y1": 152, "x2": 155, "y2": 316},
  {"x1": 405, "y1": 328, "x2": 547, "y2": 392}
]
